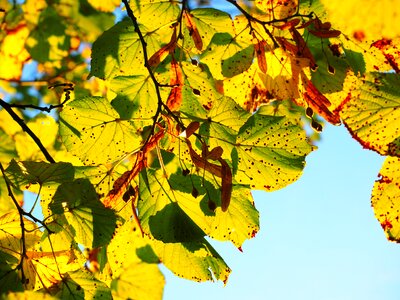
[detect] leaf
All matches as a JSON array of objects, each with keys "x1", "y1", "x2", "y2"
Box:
[
  {"x1": 14, "y1": 115, "x2": 58, "y2": 161},
  {"x1": 127, "y1": 0, "x2": 181, "y2": 33},
  {"x1": 89, "y1": 21, "x2": 164, "y2": 79},
  {"x1": 173, "y1": 181, "x2": 260, "y2": 247},
  {"x1": 110, "y1": 75, "x2": 158, "y2": 120},
  {"x1": 256, "y1": 0, "x2": 298, "y2": 20},
  {"x1": 3, "y1": 291, "x2": 58, "y2": 300},
  {"x1": 235, "y1": 113, "x2": 314, "y2": 191},
  {"x1": 201, "y1": 15, "x2": 255, "y2": 80},
  {"x1": 50, "y1": 178, "x2": 116, "y2": 248},
  {"x1": 0, "y1": 128, "x2": 17, "y2": 164},
  {"x1": 371, "y1": 157, "x2": 400, "y2": 242},
  {"x1": 59, "y1": 96, "x2": 144, "y2": 165},
  {"x1": 0, "y1": 212, "x2": 41, "y2": 258},
  {"x1": 88, "y1": 0, "x2": 120, "y2": 12},
  {"x1": 320, "y1": 0, "x2": 400, "y2": 40},
  {"x1": 111, "y1": 261, "x2": 164, "y2": 300},
  {"x1": 138, "y1": 169, "x2": 206, "y2": 243},
  {"x1": 182, "y1": 8, "x2": 233, "y2": 53},
  {"x1": 150, "y1": 239, "x2": 230, "y2": 284},
  {"x1": 339, "y1": 73, "x2": 400, "y2": 156},
  {"x1": 107, "y1": 220, "x2": 158, "y2": 277},
  {"x1": 0, "y1": 250, "x2": 22, "y2": 293},
  {"x1": 0, "y1": 24, "x2": 30, "y2": 80},
  {"x1": 55, "y1": 269, "x2": 112, "y2": 300},
  {"x1": 5, "y1": 160, "x2": 74, "y2": 189},
  {"x1": 25, "y1": 7, "x2": 70, "y2": 63}
]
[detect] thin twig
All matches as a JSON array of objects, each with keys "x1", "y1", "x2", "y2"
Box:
[{"x1": 0, "y1": 98, "x2": 55, "y2": 163}]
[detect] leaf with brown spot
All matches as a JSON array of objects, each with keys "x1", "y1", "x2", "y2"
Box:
[
  {"x1": 371, "y1": 156, "x2": 400, "y2": 242},
  {"x1": 340, "y1": 72, "x2": 400, "y2": 156}
]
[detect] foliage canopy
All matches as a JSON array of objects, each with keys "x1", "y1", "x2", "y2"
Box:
[{"x1": 0, "y1": 0, "x2": 399, "y2": 299}]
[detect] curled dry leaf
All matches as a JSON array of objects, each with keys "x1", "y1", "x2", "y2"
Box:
[
  {"x1": 166, "y1": 59, "x2": 183, "y2": 111},
  {"x1": 148, "y1": 29, "x2": 177, "y2": 67},
  {"x1": 184, "y1": 10, "x2": 203, "y2": 51},
  {"x1": 185, "y1": 139, "x2": 232, "y2": 211}
]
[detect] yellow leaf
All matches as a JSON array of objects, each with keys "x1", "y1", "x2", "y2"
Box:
[
  {"x1": 321, "y1": 0, "x2": 400, "y2": 41},
  {"x1": 0, "y1": 108, "x2": 23, "y2": 136},
  {"x1": 255, "y1": 0, "x2": 298, "y2": 20},
  {"x1": 371, "y1": 157, "x2": 400, "y2": 242},
  {"x1": 15, "y1": 115, "x2": 58, "y2": 161},
  {"x1": 0, "y1": 25, "x2": 30, "y2": 80},
  {"x1": 88, "y1": 0, "x2": 120, "y2": 12}
]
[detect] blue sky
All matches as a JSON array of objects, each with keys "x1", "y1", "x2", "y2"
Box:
[{"x1": 162, "y1": 123, "x2": 400, "y2": 300}]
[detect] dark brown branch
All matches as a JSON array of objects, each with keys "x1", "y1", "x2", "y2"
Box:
[{"x1": 0, "y1": 98, "x2": 55, "y2": 163}]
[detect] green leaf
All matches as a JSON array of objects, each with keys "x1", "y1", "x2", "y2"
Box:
[
  {"x1": 0, "y1": 250, "x2": 22, "y2": 294},
  {"x1": 26, "y1": 7, "x2": 70, "y2": 63},
  {"x1": 340, "y1": 73, "x2": 400, "y2": 156},
  {"x1": 3, "y1": 291, "x2": 58, "y2": 300},
  {"x1": 151, "y1": 239, "x2": 230, "y2": 284},
  {"x1": 0, "y1": 212, "x2": 41, "y2": 258},
  {"x1": 53, "y1": 0, "x2": 115, "y2": 43},
  {"x1": 5, "y1": 160, "x2": 74, "y2": 189},
  {"x1": 235, "y1": 113, "x2": 314, "y2": 190},
  {"x1": 50, "y1": 179, "x2": 116, "y2": 248},
  {"x1": 111, "y1": 261, "x2": 164, "y2": 300},
  {"x1": 90, "y1": 21, "x2": 164, "y2": 79},
  {"x1": 110, "y1": 75, "x2": 158, "y2": 120},
  {"x1": 127, "y1": 0, "x2": 181, "y2": 32},
  {"x1": 0, "y1": 128, "x2": 17, "y2": 163},
  {"x1": 56, "y1": 269, "x2": 112, "y2": 300},
  {"x1": 182, "y1": 8, "x2": 233, "y2": 53},
  {"x1": 371, "y1": 156, "x2": 400, "y2": 242},
  {"x1": 202, "y1": 96, "x2": 251, "y2": 160},
  {"x1": 138, "y1": 169, "x2": 206, "y2": 243},
  {"x1": 171, "y1": 179, "x2": 260, "y2": 247},
  {"x1": 59, "y1": 96, "x2": 144, "y2": 165},
  {"x1": 107, "y1": 220, "x2": 159, "y2": 278},
  {"x1": 202, "y1": 32, "x2": 254, "y2": 80}
]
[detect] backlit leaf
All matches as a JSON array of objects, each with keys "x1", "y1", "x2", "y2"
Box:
[
  {"x1": 235, "y1": 113, "x2": 314, "y2": 190},
  {"x1": 111, "y1": 261, "x2": 164, "y2": 300},
  {"x1": 50, "y1": 178, "x2": 116, "y2": 248},
  {"x1": 25, "y1": 7, "x2": 70, "y2": 63},
  {"x1": 371, "y1": 157, "x2": 400, "y2": 242},
  {"x1": 59, "y1": 96, "x2": 144, "y2": 165},
  {"x1": 182, "y1": 8, "x2": 233, "y2": 53},
  {"x1": 127, "y1": 0, "x2": 181, "y2": 33},
  {"x1": 340, "y1": 73, "x2": 400, "y2": 156},
  {"x1": 150, "y1": 240, "x2": 230, "y2": 284},
  {"x1": 5, "y1": 160, "x2": 74, "y2": 189},
  {"x1": 55, "y1": 269, "x2": 112, "y2": 300},
  {"x1": 90, "y1": 21, "x2": 164, "y2": 79}
]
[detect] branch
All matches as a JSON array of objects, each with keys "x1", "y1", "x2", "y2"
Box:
[
  {"x1": 0, "y1": 98, "x2": 55, "y2": 163},
  {"x1": 121, "y1": 0, "x2": 187, "y2": 147}
]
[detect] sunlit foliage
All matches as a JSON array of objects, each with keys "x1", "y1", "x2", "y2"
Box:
[{"x1": 0, "y1": 0, "x2": 399, "y2": 299}]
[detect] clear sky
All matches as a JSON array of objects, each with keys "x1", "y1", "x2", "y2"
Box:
[{"x1": 161, "y1": 123, "x2": 400, "y2": 300}]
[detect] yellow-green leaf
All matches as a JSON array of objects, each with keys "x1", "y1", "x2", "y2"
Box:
[
  {"x1": 235, "y1": 113, "x2": 314, "y2": 190},
  {"x1": 371, "y1": 156, "x2": 400, "y2": 242},
  {"x1": 340, "y1": 73, "x2": 400, "y2": 156},
  {"x1": 59, "y1": 96, "x2": 144, "y2": 165},
  {"x1": 111, "y1": 261, "x2": 164, "y2": 300},
  {"x1": 50, "y1": 179, "x2": 116, "y2": 248}
]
